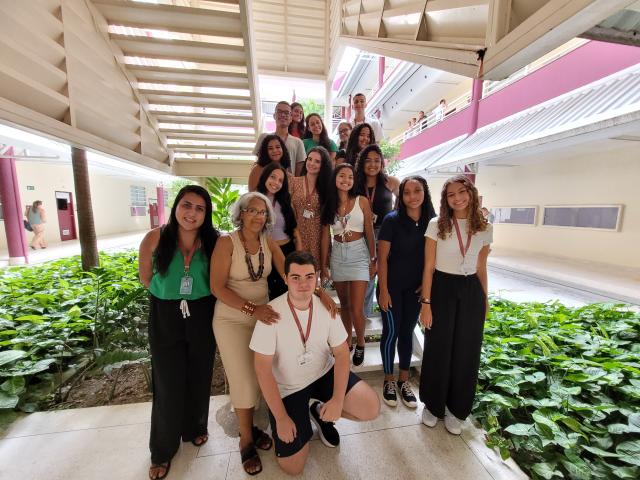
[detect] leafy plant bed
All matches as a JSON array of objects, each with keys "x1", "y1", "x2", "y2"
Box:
[{"x1": 474, "y1": 299, "x2": 640, "y2": 480}]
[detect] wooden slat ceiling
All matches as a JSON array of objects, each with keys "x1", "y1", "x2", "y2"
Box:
[{"x1": 92, "y1": 0, "x2": 260, "y2": 171}]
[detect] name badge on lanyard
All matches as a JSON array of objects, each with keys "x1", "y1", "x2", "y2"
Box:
[
  {"x1": 179, "y1": 240, "x2": 199, "y2": 296},
  {"x1": 288, "y1": 296, "x2": 314, "y2": 366},
  {"x1": 303, "y1": 177, "x2": 315, "y2": 219},
  {"x1": 453, "y1": 217, "x2": 472, "y2": 275}
]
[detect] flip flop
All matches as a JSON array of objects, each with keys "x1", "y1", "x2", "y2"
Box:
[
  {"x1": 252, "y1": 426, "x2": 273, "y2": 451},
  {"x1": 149, "y1": 461, "x2": 171, "y2": 480},
  {"x1": 240, "y1": 443, "x2": 262, "y2": 476}
]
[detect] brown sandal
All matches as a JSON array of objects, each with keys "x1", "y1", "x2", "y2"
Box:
[
  {"x1": 149, "y1": 461, "x2": 171, "y2": 480},
  {"x1": 240, "y1": 443, "x2": 262, "y2": 476}
]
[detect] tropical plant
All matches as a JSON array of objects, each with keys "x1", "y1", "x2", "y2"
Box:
[
  {"x1": 166, "y1": 178, "x2": 195, "y2": 209},
  {"x1": 71, "y1": 147, "x2": 99, "y2": 270},
  {"x1": 299, "y1": 98, "x2": 325, "y2": 117},
  {"x1": 474, "y1": 299, "x2": 640, "y2": 480},
  {"x1": 380, "y1": 139, "x2": 402, "y2": 175},
  {"x1": 205, "y1": 177, "x2": 240, "y2": 232}
]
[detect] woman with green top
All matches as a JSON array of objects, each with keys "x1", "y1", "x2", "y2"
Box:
[
  {"x1": 302, "y1": 113, "x2": 338, "y2": 162},
  {"x1": 139, "y1": 185, "x2": 219, "y2": 480},
  {"x1": 25, "y1": 200, "x2": 47, "y2": 249}
]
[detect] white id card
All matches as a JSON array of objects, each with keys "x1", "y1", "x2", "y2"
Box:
[
  {"x1": 297, "y1": 351, "x2": 312, "y2": 366},
  {"x1": 180, "y1": 276, "x2": 193, "y2": 295},
  {"x1": 303, "y1": 209, "x2": 314, "y2": 219},
  {"x1": 372, "y1": 213, "x2": 378, "y2": 223}
]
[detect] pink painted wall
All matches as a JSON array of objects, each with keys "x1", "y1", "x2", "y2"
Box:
[
  {"x1": 400, "y1": 107, "x2": 474, "y2": 159},
  {"x1": 478, "y1": 41, "x2": 640, "y2": 128},
  {"x1": 398, "y1": 41, "x2": 640, "y2": 160}
]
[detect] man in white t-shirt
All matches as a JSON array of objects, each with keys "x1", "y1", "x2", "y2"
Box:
[
  {"x1": 253, "y1": 100, "x2": 306, "y2": 175},
  {"x1": 251, "y1": 251, "x2": 380, "y2": 475},
  {"x1": 349, "y1": 93, "x2": 385, "y2": 142}
]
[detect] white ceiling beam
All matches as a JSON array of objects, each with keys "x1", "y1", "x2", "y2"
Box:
[
  {"x1": 239, "y1": 0, "x2": 262, "y2": 139},
  {"x1": 173, "y1": 159, "x2": 252, "y2": 180}
]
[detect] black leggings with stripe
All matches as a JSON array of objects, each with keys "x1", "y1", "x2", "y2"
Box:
[{"x1": 380, "y1": 287, "x2": 421, "y2": 375}]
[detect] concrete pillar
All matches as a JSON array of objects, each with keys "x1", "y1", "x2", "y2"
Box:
[
  {"x1": 324, "y1": 79, "x2": 333, "y2": 133},
  {"x1": 378, "y1": 56, "x2": 386, "y2": 89},
  {"x1": 346, "y1": 94, "x2": 352, "y2": 121},
  {"x1": 156, "y1": 185, "x2": 166, "y2": 226},
  {"x1": 469, "y1": 78, "x2": 484, "y2": 135},
  {"x1": 0, "y1": 147, "x2": 29, "y2": 264}
]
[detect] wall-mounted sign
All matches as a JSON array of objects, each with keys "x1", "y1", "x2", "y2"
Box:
[{"x1": 27, "y1": 186, "x2": 35, "y2": 190}]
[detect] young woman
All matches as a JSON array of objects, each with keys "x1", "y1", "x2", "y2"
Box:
[
  {"x1": 302, "y1": 113, "x2": 338, "y2": 161},
  {"x1": 138, "y1": 185, "x2": 219, "y2": 480},
  {"x1": 354, "y1": 144, "x2": 400, "y2": 317},
  {"x1": 320, "y1": 163, "x2": 376, "y2": 366},
  {"x1": 289, "y1": 146, "x2": 332, "y2": 267},
  {"x1": 377, "y1": 176, "x2": 436, "y2": 409},
  {"x1": 418, "y1": 175, "x2": 492, "y2": 435},
  {"x1": 289, "y1": 102, "x2": 306, "y2": 138},
  {"x1": 25, "y1": 200, "x2": 47, "y2": 249},
  {"x1": 211, "y1": 192, "x2": 336, "y2": 475},
  {"x1": 344, "y1": 123, "x2": 375, "y2": 167},
  {"x1": 248, "y1": 134, "x2": 292, "y2": 191},
  {"x1": 337, "y1": 121, "x2": 352, "y2": 150},
  {"x1": 256, "y1": 163, "x2": 302, "y2": 299}
]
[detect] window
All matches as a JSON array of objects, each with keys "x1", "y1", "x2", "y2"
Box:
[
  {"x1": 490, "y1": 206, "x2": 537, "y2": 225},
  {"x1": 542, "y1": 205, "x2": 622, "y2": 231},
  {"x1": 0, "y1": 200, "x2": 3, "y2": 221},
  {"x1": 130, "y1": 186, "x2": 147, "y2": 217}
]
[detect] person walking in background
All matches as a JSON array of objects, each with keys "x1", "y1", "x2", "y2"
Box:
[
  {"x1": 138, "y1": 185, "x2": 219, "y2": 480},
  {"x1": 377, "y1": 176, "x2": 436, "y2": 409},
  {"x1": 433, "y1": 99, "x2": 447, "y2": 122},
  {"x1": 349, "y1": 93, "x2": 384, "y2": 142},
  {"x1": 419, "y1": 175, "x2": 492, "y2": 435},
  {"x1": 25, "y1": 200, "x2": 47, "y2": 250},
  {"x1": 302, "y1": 113, "x2": 338, "y2": 161},
  {"x1": 481, "y1": 207, "x2": 495, "y2": 224},
  {"x1": 248, "y1": 134, "x2": 292, "y2": 192},
  {"x1": 344, "y1": 123, "x2": 376, "y2": 167},
  {"x1": 289, "y1": 102, "x2": 306, "y2": 138}
]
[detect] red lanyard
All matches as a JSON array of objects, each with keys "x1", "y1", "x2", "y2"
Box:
[
  {"x1": 182, "y1": 240, "x2": 199, "y2": 273},
  {"x1": 453, "y1": 217, "x2": 472, "y2": 259},
  {"x1": 287, "y1": 296, "x2": 313, "y2": 349},
  {"x1": 304, "y1": 176, "x2": 315, "y2": 206},
  {"x1": 365, "y1": 184, "x2": 376, "y2": 207}
]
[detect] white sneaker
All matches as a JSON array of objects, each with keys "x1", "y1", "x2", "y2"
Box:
[
  {"x1": 421, "y1": 407, "x2": 438, "y2": 427},
  {"x1": 444, "y1": 408, "x2": 462, "y2": 435}
]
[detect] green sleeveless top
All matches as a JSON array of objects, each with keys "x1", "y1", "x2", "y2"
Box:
[{"x1": 149, "y1": 249, "x2": 211, "y2": 300}]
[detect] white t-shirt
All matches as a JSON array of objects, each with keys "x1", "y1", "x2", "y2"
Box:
[
  {"x1": 349, "y1": 115, "x2": 385, "y2": 142},
  {"x1": 425, "y1": 217, "x2": 493, "y2": 275},
  {"x1": 250, "y1": 294, "x2": 348, "y2": 398},
  {"x1": 253, "y1": 132, "x2": 306, "y2": 172}
]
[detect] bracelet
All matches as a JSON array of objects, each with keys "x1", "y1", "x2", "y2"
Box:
[
  {"x1": 241, "y1": 301, "x2": 257, "y2": 316},
  {"x1": 419, "y1": 298, "x2": 431, "y2": 304},
  {"x1": 370, "y1": 256, "x2": 377, "y2": 262}
]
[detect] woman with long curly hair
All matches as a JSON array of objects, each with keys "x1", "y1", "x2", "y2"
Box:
[
  {"x1": 248, "y1": 134, "x2": 292, "y2": 191},
  {"x1": 344, "y1": 123, "x2": 375, "y2": 167},
  {"x1": 302, "y1": 113, "x2": 338, "y2": 161},
  {"x1": 138, "y1": 185, "x2": 219, "y2": 480},
  {"x1": 418, "y1": 175, "x2": 492, "y2": 435}
]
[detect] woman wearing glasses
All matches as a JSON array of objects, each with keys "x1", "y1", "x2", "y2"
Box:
[{"x1": 211, "y1": 192, "x2": 336, "y2": 475}]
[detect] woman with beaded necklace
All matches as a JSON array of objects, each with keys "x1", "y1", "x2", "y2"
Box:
[{"x1": 211, "y1": 192, "x2": 336, "y2": 475}]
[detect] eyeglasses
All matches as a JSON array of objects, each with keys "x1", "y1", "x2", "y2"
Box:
[
  {"x1": 275, "y1": 109, "x2": 291, "y2": 117},
  {"x1": 242, "y1": 207, "x2": 268, "y2": 217},
  {"x1": 339, "y1": 128, "x2": 351, "y2": 134}
]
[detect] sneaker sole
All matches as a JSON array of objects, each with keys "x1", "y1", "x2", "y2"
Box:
[
  {"x1": 382, "y1": 397, "x2": 397, "y2": 407},
  {"x1": 310, "y1": 414, "x2": 338, "y2": 448},
  {"x1": 401, "y1": 397, "x2": 417, "y2": 409}
]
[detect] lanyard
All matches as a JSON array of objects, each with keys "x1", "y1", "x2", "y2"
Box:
[
  {"x1": 182, "y1": 239, "x2": 200, "y2": 273},
  {"x1": 365, "y1": 184, "x2": 376, "y2": 207},
  {"x1": 452, "y1": 217, "x2": 472, "y2": 259},
  {"x1": 304, "y1": 176, "x2": 315, "y2": 207},
  {"x1": 287, "y1": 295, "x2": 313, "y2": 349}
]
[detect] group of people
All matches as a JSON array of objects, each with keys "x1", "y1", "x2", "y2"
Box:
[{"x1": 139, "y1": 94, "x2": 493, "y2": 479}]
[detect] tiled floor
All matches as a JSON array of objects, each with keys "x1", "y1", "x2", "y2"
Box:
[{"x1": 0, "y1": 373, "x2": 526, "y2": 480}]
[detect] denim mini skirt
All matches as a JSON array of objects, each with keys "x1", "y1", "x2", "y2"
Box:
[{"x1": 330, "y1": 237, "x2": 370, "y2": 282}]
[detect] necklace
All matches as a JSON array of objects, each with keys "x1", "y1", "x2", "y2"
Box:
[{"x1": 239, "y1": 231, "x2": 264, "y2": 281}]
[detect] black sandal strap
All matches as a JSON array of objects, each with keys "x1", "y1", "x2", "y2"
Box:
[
  {"x1": 252, "y1": 426, "x2": 273, "y2": 451},
  {"x1": 240, "y1": 444, "x2": 262, "y2": 476}
]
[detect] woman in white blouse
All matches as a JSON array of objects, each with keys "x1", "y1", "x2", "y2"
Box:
[{"x1": 418, "y1": 174, "x2": 492, "y2": 435}]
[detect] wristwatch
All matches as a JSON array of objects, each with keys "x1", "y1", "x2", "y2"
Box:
[{"x1": 419, "y1": 298, "x2": 431, "y2": 304}]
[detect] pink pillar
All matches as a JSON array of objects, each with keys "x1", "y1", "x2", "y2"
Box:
[
  {"x1": 156, "y1": 185, "x2": 166, "y2": 226},
  {"x1": 378, "y1": 56, "x2": 386, "y2": 89},
  {"x1": 0, "y1": 147, "x2": 29, "y2": 264}
]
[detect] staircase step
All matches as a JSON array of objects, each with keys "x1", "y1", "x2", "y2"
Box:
[{"x1": 351, "y1": 341, "x2": 421, "y2": 374}]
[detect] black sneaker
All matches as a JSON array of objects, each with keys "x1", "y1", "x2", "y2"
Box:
[
  {"x1": 352, "y1": 345, "x2": 365, "y2": 366},
  {"x1": 382, "y1": 380, "x2": 397, "y2": 407},
  {"x1": 397, "y1": 381, "x2": 417, "y2": 408},
  {"x1": 309, "y1": 401, "x2": 340, "y2": 447}
]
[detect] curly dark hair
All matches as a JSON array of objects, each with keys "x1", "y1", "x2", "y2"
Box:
[
  {"x1": 344, "y1": 123, "x2": 375, "y2": 167},
  {"x1": 321, "y1": 163, "x2": 357, "y2": 226},
  {"x1": 303, "y1": 113, "x2": 333, "y2": 153},
  {"x1": 288, "y1": 102, "x2": 306, "y2": 137},
  {"x1": 437, "y1": 175, "x2": 487, "y2": 239},
  {"x1": 256, "y1": 134, "x2": 291, "y2": 171},
  {"x1": 353, "y1": 144, "x2": 388, "y2": 196},
  {"x1": 397, "y1": 176, "x2": 436, "y2": 227},
  {"x1": 154, "y1": 185, "x2": 219, "y2": 276},
  {"x1": 256, "y1": 163, "x2": 297, "y2": 239},
  {"x1": 301, "y1": 146, "x2": 333, "y2": 211}
]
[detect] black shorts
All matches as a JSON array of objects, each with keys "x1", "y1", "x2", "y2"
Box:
[{"x1": 268, "y1": 366, "x2": 361, "y2": 458}]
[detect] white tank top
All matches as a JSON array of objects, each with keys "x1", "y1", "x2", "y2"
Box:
[{"x1": 331, "y1": 196, "x2": 365, "y2": 236}]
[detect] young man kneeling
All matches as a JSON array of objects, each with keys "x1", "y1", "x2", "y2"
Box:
[{"x1": 251, "y1": 251, "x2": 380, "y2": 475}]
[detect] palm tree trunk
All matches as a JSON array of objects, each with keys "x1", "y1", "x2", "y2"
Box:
[{"x1": 71, "y1": 147, "x2": 99, "y2": 270}]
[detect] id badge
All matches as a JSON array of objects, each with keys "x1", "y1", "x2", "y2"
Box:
[
  {"x1": 303, "y1": 209, "x2": 314, "y2": 219},
  {"x1": 372, "y1": 213, "x2": 378, "y2": 223},
  {"x1": 297, "y1": 351, "x2": 312, "y2": 366},
  {"x1": 180, "y1": 276, "x2": 193, "y2": 295}
]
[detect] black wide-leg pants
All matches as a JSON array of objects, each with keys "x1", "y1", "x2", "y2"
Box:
[
  {"x1": 419, "y1": 270, "x2": 486, "y2": 419},
  {"x1": 148, "y1": 294, "x2": 216, "y2": 464}
]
